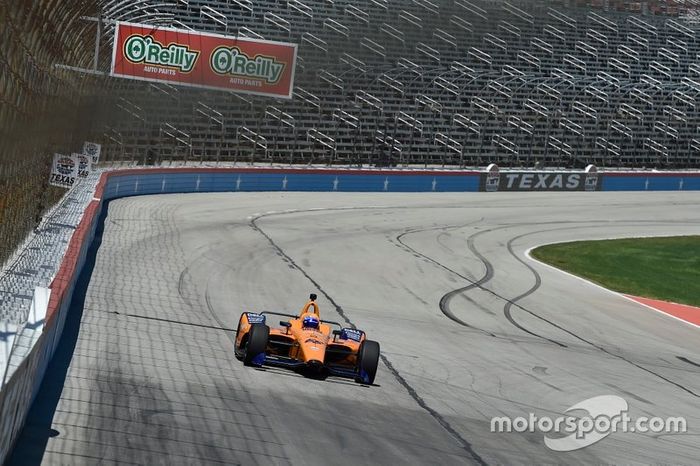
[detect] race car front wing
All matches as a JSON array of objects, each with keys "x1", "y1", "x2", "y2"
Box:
[{"x1": 254, "y1": 354, "x2": 362, "y2": 381}]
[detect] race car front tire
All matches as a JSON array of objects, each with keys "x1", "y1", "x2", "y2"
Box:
[
  {"x1": 355, "y1": 340, "x2": 380, "y2": 384},
  {"x1": 234, "y1": 315, "x2": 245, "y2": 359},
  {"x1": 244, "y1": 323, "x2": 269, "y2": 366}
]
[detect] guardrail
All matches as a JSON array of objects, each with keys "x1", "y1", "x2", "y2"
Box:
[{"x1": 1, "y1": 165, "x2": 699, "y2": 462}]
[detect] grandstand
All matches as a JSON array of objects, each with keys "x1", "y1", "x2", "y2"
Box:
[
  {"x1": 96, "y1": 0, "x2": 700, "y2": 169},
  {"x1": 3, "y1": 0, "x2": 700, "y2": 266},
  {"x1": 3, "y1": 3, "x2": 700, "y2": 462}
]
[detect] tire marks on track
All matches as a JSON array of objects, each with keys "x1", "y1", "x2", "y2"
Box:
[
  {"x1": 396, "y1": 222, "x2": 498, "y2": 337},
  {"x1": 249, "y1": 209, "x2": 488, "y2": 466},
  {"x1": 504, "y1": 225, "x2": 699, "y2": 399},
  {"x1": 398, "y1": 219, "x2": 700, "y2": 398},
  {"x1": 677, "y1": 356, "x2": 700, "y2": 369},
  {"x1": 398, "y1": 222, "x2": 567, "y2": 346}
]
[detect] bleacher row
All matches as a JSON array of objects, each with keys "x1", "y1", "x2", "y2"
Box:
[{"x1": 99, "y1": 0, "x2": 700, "y2": 168}]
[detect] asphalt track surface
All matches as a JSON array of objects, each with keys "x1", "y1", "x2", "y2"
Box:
[{"x1": 9, "y1": 191, "x2": 700, "y2": 465}]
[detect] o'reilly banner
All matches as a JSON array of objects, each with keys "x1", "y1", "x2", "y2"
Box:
[
  {"x1": 111, "y1": 22, "x2": 298, "y2": 99},
  {"x1": 480, "y1": 164, "x2": 600, "y2": 192}
]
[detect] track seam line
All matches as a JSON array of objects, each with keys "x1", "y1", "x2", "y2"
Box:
[
  {"x1": 396, "y1": 221, "x2": 498, "y2": 337},
  {"x1": 400, "y1": 221, "x2": 699, "y2": 398},
  {"x1": 512, "y1": 230, "x2": 699, "y2": 398},
  {"x1": 398, "y1": 222, "x2": 571, "y2": 346},
  {"x1": 250, "y1": 209, "x2": 488, "y2": 466},
  {"x1": 526, "y1": 242, "x2": 700, "y2": 331}
]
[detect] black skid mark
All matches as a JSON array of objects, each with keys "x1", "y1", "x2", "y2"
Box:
[{"x1": 250, "y1": 211, "x2": 489, "y2": 465}]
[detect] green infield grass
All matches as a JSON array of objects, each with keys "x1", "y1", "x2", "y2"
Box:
[{"x1": 531, "y1": 236, "x2": 700, "y2": 307}]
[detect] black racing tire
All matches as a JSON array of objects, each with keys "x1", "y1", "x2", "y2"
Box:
[
  {"x1": 355, "y1": 340, "x2": 380, "y2": 384},
  {"x1": 244, "y1": 323, "x2": 269, "y2": 366},
  {"x1": 234, "y1": 316, "x2": 245, "y2": 360}
]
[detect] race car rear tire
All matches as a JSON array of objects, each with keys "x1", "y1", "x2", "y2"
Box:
[
  {"x1": 244, "y1": 323, "x2": 269, "y2": 366},
  {"x1": 355, "y1": 340, "x2": 380, "y2": 384}
]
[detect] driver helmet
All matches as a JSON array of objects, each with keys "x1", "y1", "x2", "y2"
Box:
[{"x1": 302, "y1": 315, "x2": 320, "y2": 329}]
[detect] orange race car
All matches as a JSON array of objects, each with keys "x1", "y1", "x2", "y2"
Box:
[{"x1": 234, "y1": 294, "x2": 380, "y2": 384}]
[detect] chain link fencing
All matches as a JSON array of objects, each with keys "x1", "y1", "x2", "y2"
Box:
[{"x1": 0, "y1": 0, "x2": 106, "y2": 268}]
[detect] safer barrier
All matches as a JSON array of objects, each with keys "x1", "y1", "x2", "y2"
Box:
[
  {"x1": 602, "y1": 172, "x2": 700, "y2": 191},
  {"x1": 100, "y1": 167, "x2": 482, "y2": 199},
  {"x1": 1, "y1": 165, "x2": 699, "y2": 463},
  {"x1": 98, "y1": 167, "x2": 700, "y2": 198}
]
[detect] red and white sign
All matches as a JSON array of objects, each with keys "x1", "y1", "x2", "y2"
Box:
[
  {"x1": 111, "y1": 22, "x2": 298, "y2": 99},
  {"x1": 75, "y1": 153, "x2": 92, "y2": 178},
  {"x1": 49, "y1": 154, "x2": 79, "y2": 188},
  {"x1": 83, "y1": 141, "x2": 101, "y2": 164}
]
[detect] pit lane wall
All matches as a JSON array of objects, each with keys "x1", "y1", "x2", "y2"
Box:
[{"x1": 1, "y1": 166, "x2": 700, "y2": 463}]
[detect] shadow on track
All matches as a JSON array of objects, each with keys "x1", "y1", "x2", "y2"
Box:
[{"x1": 6, "y1": 204, "x2": 110, "y2": 465}]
